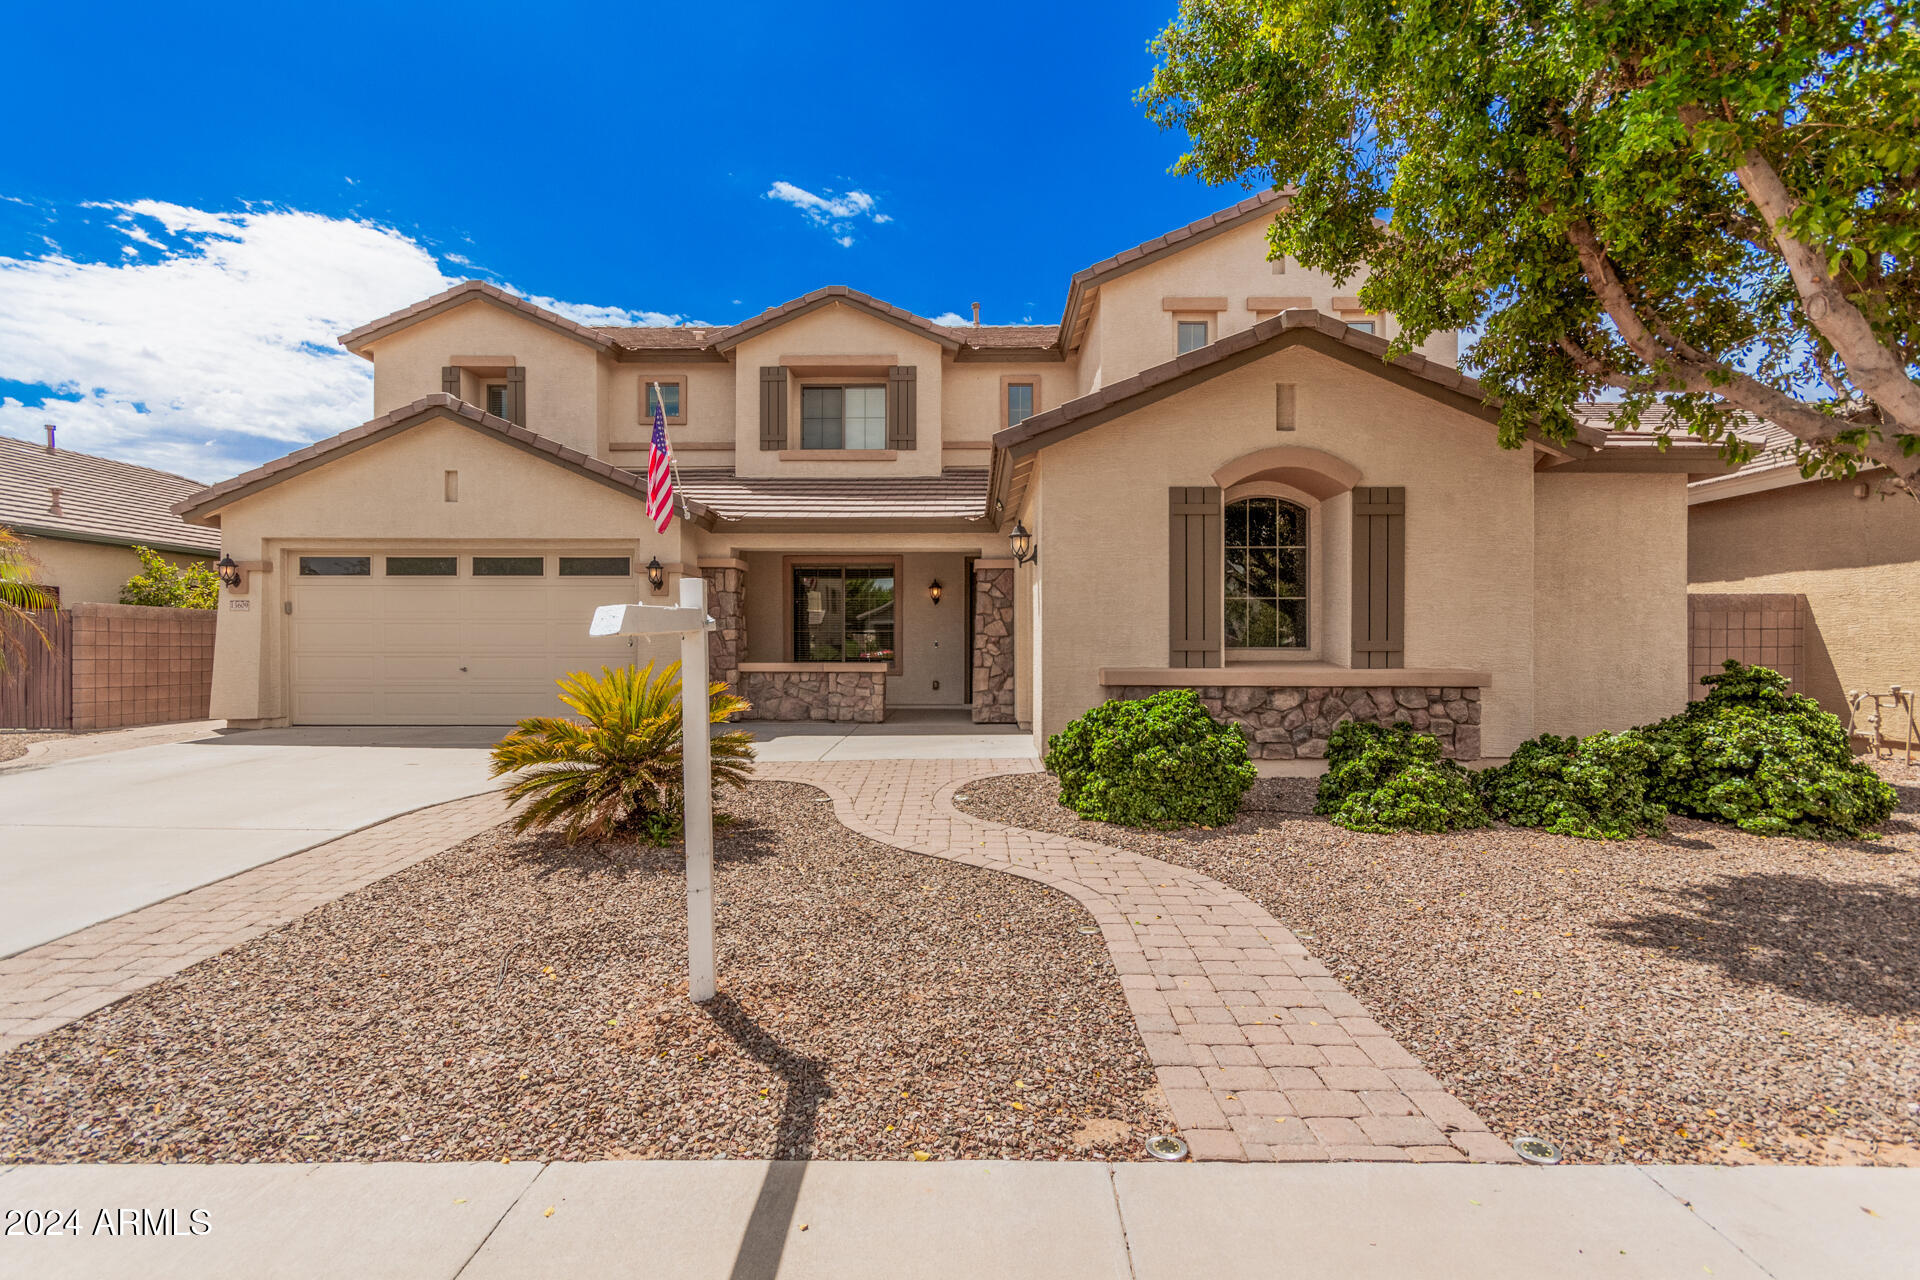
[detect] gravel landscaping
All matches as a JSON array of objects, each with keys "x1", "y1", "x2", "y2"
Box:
[
  {"x1": 0, "y1": 780, "x2": 1170, "y2": 1164},
  {"x1": 952, "y1": 760, "x2": 1920, "y2": 1167},
  {"x1": 0, "y1": 731, "x2": 69, "y2": 764}
]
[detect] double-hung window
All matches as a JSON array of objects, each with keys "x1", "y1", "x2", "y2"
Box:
[
  {"x1": 792, "y1": 564, "x2": 895, "y2": 666},
  {"x1": 1176, "y1": 320, "x2": 1210, "y2": 355},
  {"x1": 1006, "y1": 382, "x2": 1035, "y2": 427},
  {"x1": 800, "y1": 385, "x2": 886, "y2": 450}
]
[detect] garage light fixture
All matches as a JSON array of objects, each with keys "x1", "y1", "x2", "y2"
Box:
[
  {"x1": 1008, "y1": 521, "x2": 1037, "y2": 566},
  {"x1": 646, "y1": 557, "x2": 666, "y2": 591},
  {"x1": 928, "y1": 579, "x2": 943, "y2": 605},
  {"x1": 217, "y1": 555, "x2": 242, "y2": 589}
]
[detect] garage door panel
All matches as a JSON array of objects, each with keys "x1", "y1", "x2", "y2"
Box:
[{"x1": 290, "y1": 553, "x2": 646, "y2": 725}]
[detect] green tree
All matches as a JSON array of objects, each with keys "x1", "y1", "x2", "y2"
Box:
[
  {"x1": 0, "y1": 525, "x2": 58, "y2": 675},
  {"x1": 489, "y1": 663, "x2": 755, "y2": 845},
  {"x1": 119, "y1": 546, "x2": 220, "y2": 609},
  {"x1": 1141, "y1": 0, "x2": 1920, "y2": 493}
]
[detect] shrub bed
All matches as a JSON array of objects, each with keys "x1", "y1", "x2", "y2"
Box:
[
  {"x1": 1478, "y1": 731, "x2": 1668, "y2": 840},
  {"x1": 1314, "y1": 720, "x2": 1487, "y2": 833},
  {"x1": 1045, "y1": 689, "x2": 1255, "y2": 828}
]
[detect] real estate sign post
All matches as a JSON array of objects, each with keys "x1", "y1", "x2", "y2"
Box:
[{"x1": 588, "y1": 576, "x2": 717, "y2": 1002}]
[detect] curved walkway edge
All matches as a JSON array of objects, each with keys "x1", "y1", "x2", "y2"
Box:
[{"x1": 763, "y1": 758, "x2": 1518, "y2": 1164}]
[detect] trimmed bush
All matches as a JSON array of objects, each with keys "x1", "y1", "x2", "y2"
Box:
[
  {"x1": 1046, "y1": 689, "x2": 1256, "y2": 828},
  {"x1": 1478, "y1": 731, "x2": 1667, "y2": 840},
  {"x1": 1643, "y1": 661, "x2": 1896, "y2": 838},
  {"x1": 1314, "y1": 720, "x2": 1487, "y2": 833}
]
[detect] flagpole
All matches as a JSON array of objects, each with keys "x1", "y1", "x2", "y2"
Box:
[{"x1": 652, "y1": 380, "x2": 692, "y2": 521}]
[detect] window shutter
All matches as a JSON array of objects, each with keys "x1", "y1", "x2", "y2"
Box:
[
  {"x1": 506, "y1": 366, "x2": 527, "y2": 426},
  {"x1": 887, "y1": 365, "x2": 917, "y2": 450},
  {"x1": 441, "y1": 366, "x2": 460, "y2": 398},
  {"x1": 759, "y1": 367, "x2": 788, "y2": 450},
  {"x1": 1168, "y1": 486, "x2": 1223, "y2": 668},
  {"x1": 1351, "y1": 486, "x2": 1405, "y2": 669}
]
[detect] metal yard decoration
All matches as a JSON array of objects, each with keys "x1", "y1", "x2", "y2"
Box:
[{"x1": 589, "y1": 577, "x2": 718, "y2": 1003}]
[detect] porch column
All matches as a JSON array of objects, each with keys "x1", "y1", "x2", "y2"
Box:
[
  {"x1": 971, "y1": 558, "x2": 1017, "y2": 724},
  {"x1": 698, "y1": 557, "x2": 746, "y2": 694}
]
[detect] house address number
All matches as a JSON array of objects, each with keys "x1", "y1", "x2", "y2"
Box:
[{"x1": 227, "y1": 598, "x2": 251, "y2": 611}]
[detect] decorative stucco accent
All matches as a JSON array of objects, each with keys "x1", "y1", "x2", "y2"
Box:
[
  {"x1": 971, "y1": 564, "x2": 1016, "y2": 724},
  {"x1": 1104, "y1": 681, "x2": 1484, "y2": 761}
]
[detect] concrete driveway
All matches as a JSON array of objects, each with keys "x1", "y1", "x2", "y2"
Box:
[{"x1": 0, "y1": 726, "x2": 505, "y2": 957}]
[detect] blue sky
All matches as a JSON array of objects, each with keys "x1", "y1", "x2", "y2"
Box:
[{"x1": 0, "y1": 1, "x2": 1261, "y2": 480}]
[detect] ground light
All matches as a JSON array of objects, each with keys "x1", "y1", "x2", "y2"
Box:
[
  {"x1": 1146, "y1": 1135, "x2": 1189, "y2": 1162},
  {"x1": 1513, "y1": 1135, "x2": 1563, "y2": 1164}
]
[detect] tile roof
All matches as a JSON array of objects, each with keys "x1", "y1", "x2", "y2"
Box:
[
  {"x1": 1571, "y1": 404, "x2": 1796, "y2": 492},
  {"x1": 593, "y1": 326, "x2": 720, "y2": 351},
  {"x1": 337, "y1": 281, "x2": 616, "y2": 354},
  {"x1": 708, "y1": 286, "x2": 965, "y2": 353},
  {"x1": 935, "y1": 324, "x2": 1059, "y2": 350},
  {"x1": 175, "y1": 395, "x2": 709, "y2": 524},
  {"x1": 0, "y1": 434, "x2": 221, "y2": 555},
  {"x1": 676, "y1": 468, "x2": 991, "y2": 523}
]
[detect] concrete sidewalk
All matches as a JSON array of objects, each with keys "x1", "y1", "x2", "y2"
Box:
[{"x1": 0, "y1": 1162, "x2": 1911, "y2": 1279}]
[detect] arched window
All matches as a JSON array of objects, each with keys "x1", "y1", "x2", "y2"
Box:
[{"x1": 1225, "y1": 496, "x2": 1308, "y2": 649}]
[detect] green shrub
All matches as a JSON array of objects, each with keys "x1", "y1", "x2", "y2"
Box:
[
  {"x1": 489, "y1": 662, "x2": 755, "y2": 845},
  {"x1": 1045, "y1": 689, "x2": 1255, "y2": 828},
  {"x1": 1642, "y1": 661, "x2": 1895, "y2": 838},
  {"x1": 1314, "y1": 720, "x2": 1487, "y2": 833},
  {"x1": 119, "y1": 546, "x2": 220, "y2": 609},
  {"x1": 1478, "y1": 731, "x2": 1667, "y2": 839}
]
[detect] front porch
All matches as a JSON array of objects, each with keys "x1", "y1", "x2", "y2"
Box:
[{"x1": 738, "y1": 707, "x2": 1036, "y2": 762}]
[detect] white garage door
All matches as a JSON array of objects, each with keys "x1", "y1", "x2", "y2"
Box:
[{"x1": 290, "y1": 551, "x2": 665, "y2": 725}]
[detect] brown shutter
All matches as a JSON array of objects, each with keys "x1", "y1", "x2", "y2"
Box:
[
  {"x1": 759, "y1": 367, "x2": 788, "y2": 450},
  {"x1": 506, "y1": 366, "x2": 527, "y2": 426},
  {"x1": 441, "y1": 366, "x2": 460, "y2": 398},
  {"x1": 1351, "y1": 486, "x2": 1406, "y2": 668},
  {"x1": 1169, "y1": 486, "x2": 1223, "y2": 668},
  {"x1": 887, "y1": 365, "x2": 917, "y2": 450}
]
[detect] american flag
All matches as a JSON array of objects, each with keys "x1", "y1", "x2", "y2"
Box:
[{"x1": 645, "y1": 385, "x2": 675, "y2": 533}]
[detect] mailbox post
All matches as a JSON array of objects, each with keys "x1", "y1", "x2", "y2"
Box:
[{"x1": 589, "y1": 576, "x2": 717, "y2": 1003}]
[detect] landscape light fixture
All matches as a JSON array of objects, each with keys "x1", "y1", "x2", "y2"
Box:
[
  {"x1": 646, "y1": 556, "x2": 666, "y2": 591},
  {"x1": 217, "y1": 555, "x2": 242, "y2": 589},
  {"x1": 1008, "y1": 521, "x2": 1037, "y2": 566},
  {"x1": 928, "y1": 579, "x2": 943, "y2": 605},
  {"x1": 1512, "y1": 1135, "x2": 1563, "y2": 1164},
  {"x1": 1145, "y1": 1134, "x2": 1189, "y2": 1162}
]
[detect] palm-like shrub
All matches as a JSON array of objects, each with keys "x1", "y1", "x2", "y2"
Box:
[
  {"x1": 1315, "y1": 720, "x2": 1487, "y2": 834},
  {"x1": 490, "y1": 662, "x2": 754, "y2": 845},
  {"x1": 1046, "y1": 689, "x2": 1255, "y2": 828},
  {"x1": 0, "y1": 525, "x2": 57, "y2": 675}
]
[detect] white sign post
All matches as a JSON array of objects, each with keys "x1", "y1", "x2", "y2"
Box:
[{"x1": 589, "y1": 576, "x2": 717, "y2": 1003}]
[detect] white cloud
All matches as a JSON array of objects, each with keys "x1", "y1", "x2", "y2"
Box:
[
  {"x1": 0, "y1": 200, "x2": 685, "y2": 482},
  {"x1": 764, "y1": 180, "x2": 889, "y2": 247},
  {"x1": 929, "y1": 311, "x2": 971, "y2": 326}
]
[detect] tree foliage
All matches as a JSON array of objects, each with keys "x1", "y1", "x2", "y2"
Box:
[
  {"x1": 1046, "y1": 689, "x2": 1257, "y2": 827},
  {"x1": 1141, "y1": 0, "x2": 1920, "y2": 492},
  {"x1": 119, "y1": 546, "x2": 220, "y2": 609},
  {"x1": 0, "y1": 525, "x2": 57, "y2": 676},
  {"x1": 489, "y1": 663, "x2": 755, "y2": 845}
]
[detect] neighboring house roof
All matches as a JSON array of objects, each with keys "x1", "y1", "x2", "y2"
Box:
[
  {"x1": 174, "y1": 395, "x2": 712, "y2": 525},
  {"x1": 337, "y1": 280, "x2": 617, "y2": 356},
  {"x1": 676, "y1": 469, "x2": 991, "y2": 528},
  {"x1": 1570, "y1": 404, "x2": 1823, "y2": 504},
  {"x1": 708, "y1": 286, "x2": 965, "y2": 354},
  {"x1": 0, "y1": 434, "x2": 221, "y2": 556}
]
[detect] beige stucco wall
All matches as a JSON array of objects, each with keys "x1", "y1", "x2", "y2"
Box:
[
  {"x1": 360, "y1": 301, "x2": 607, "y2": 457},
  {"x1": 1073, "y1": 217, "x2": 1460, "y2": 395},
  {"x1": 1533, "y1": 471, "x2": 1690, "y2": 736},
  {"x1": 202, "y1": 416, "x2": 692, "y2": 724},
  {"x1": 607, "y1": 362, "x2": 737, "y2": 472},
  {"x1": 1029, "y1": 345, "x2": 1540, "y2": 752},
  {"x1": 20, "y1": 536, "x2": 211, "y2": 606},
  {"x1": 1689, "y1": 476, "x2": 1920, "y2": 715},
  {"x1": 728, "y1": 306, "x2": 948, "y2": 478}
]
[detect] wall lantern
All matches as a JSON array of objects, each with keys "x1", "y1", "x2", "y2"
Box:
[
  {"x1": 928, "y1": 579, "x2": 943, "y2": 605},
  {"x1": 646, "y1": 556, "x2": 667, "y2": 591},
  {"x1": 217, "y1": 555, "x2": 242, "y2": 589},
  {"x1": 1008, "y1": 521, "x2": 1038, "y2": 566}
]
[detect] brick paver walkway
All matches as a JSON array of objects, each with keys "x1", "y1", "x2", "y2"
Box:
[
  {"x1": 0, "y1": 792, "x2": 511, "y2": 1053},
  {"x1": 764, "y1": 758, "x2": 1516, "y2": 1164}
]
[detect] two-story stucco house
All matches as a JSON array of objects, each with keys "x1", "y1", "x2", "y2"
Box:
[{"x1": 177, "y1": 190, "x2": 1723, "y2": 759}]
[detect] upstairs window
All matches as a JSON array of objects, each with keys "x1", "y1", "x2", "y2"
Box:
[
  {"x1": 1346, "y1": 318, "x2": 1377, "y2": 335},
  {"x1": 800, "y1": 385, "x2": 886, "y2": 450},
  {"x1": 642, "y1": 380, "x2": 684, "y2": 423},
  {"x1": 485, "y1": 383, "x2": 510, "y2": 417},
  {"x1": 1176, "y1": 320, "x2": 1210, "y2": 355},
  {"x1": 1225, "y1": 496, "x2": 1308, "y2": 650},
  {"x1": 1006, "y1": 381, "x2": 1035, "y2": 427}
]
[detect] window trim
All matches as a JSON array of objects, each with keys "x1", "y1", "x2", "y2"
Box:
[
  {"x1": 638, "y1": 376, "x2": 688, "y2": 427},
  {"x1": 1000, "y1": 374, "x2": 1039, "y2": 430},
  {"x1": 1221, "y1": 483, "x2": 1322, "y2": 662},
  {"x1": 781, "y1": 554, "x2": 904, "y2": 676}
]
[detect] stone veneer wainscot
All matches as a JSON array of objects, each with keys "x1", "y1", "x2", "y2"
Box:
[
  {"x1": 1102, "y1": 675, "x2": 1484, "y2": 760},
  {"x1": 739, "y1": 664, "x2": 886, "y2": 723}
]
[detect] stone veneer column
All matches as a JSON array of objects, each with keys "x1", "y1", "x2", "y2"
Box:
[
  {"x1": 698, "y1": 559, "x2": 746, "y2": 695},
  {"x1": 971, "y1": 560, "x2": 1016, "y2": 724}
]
